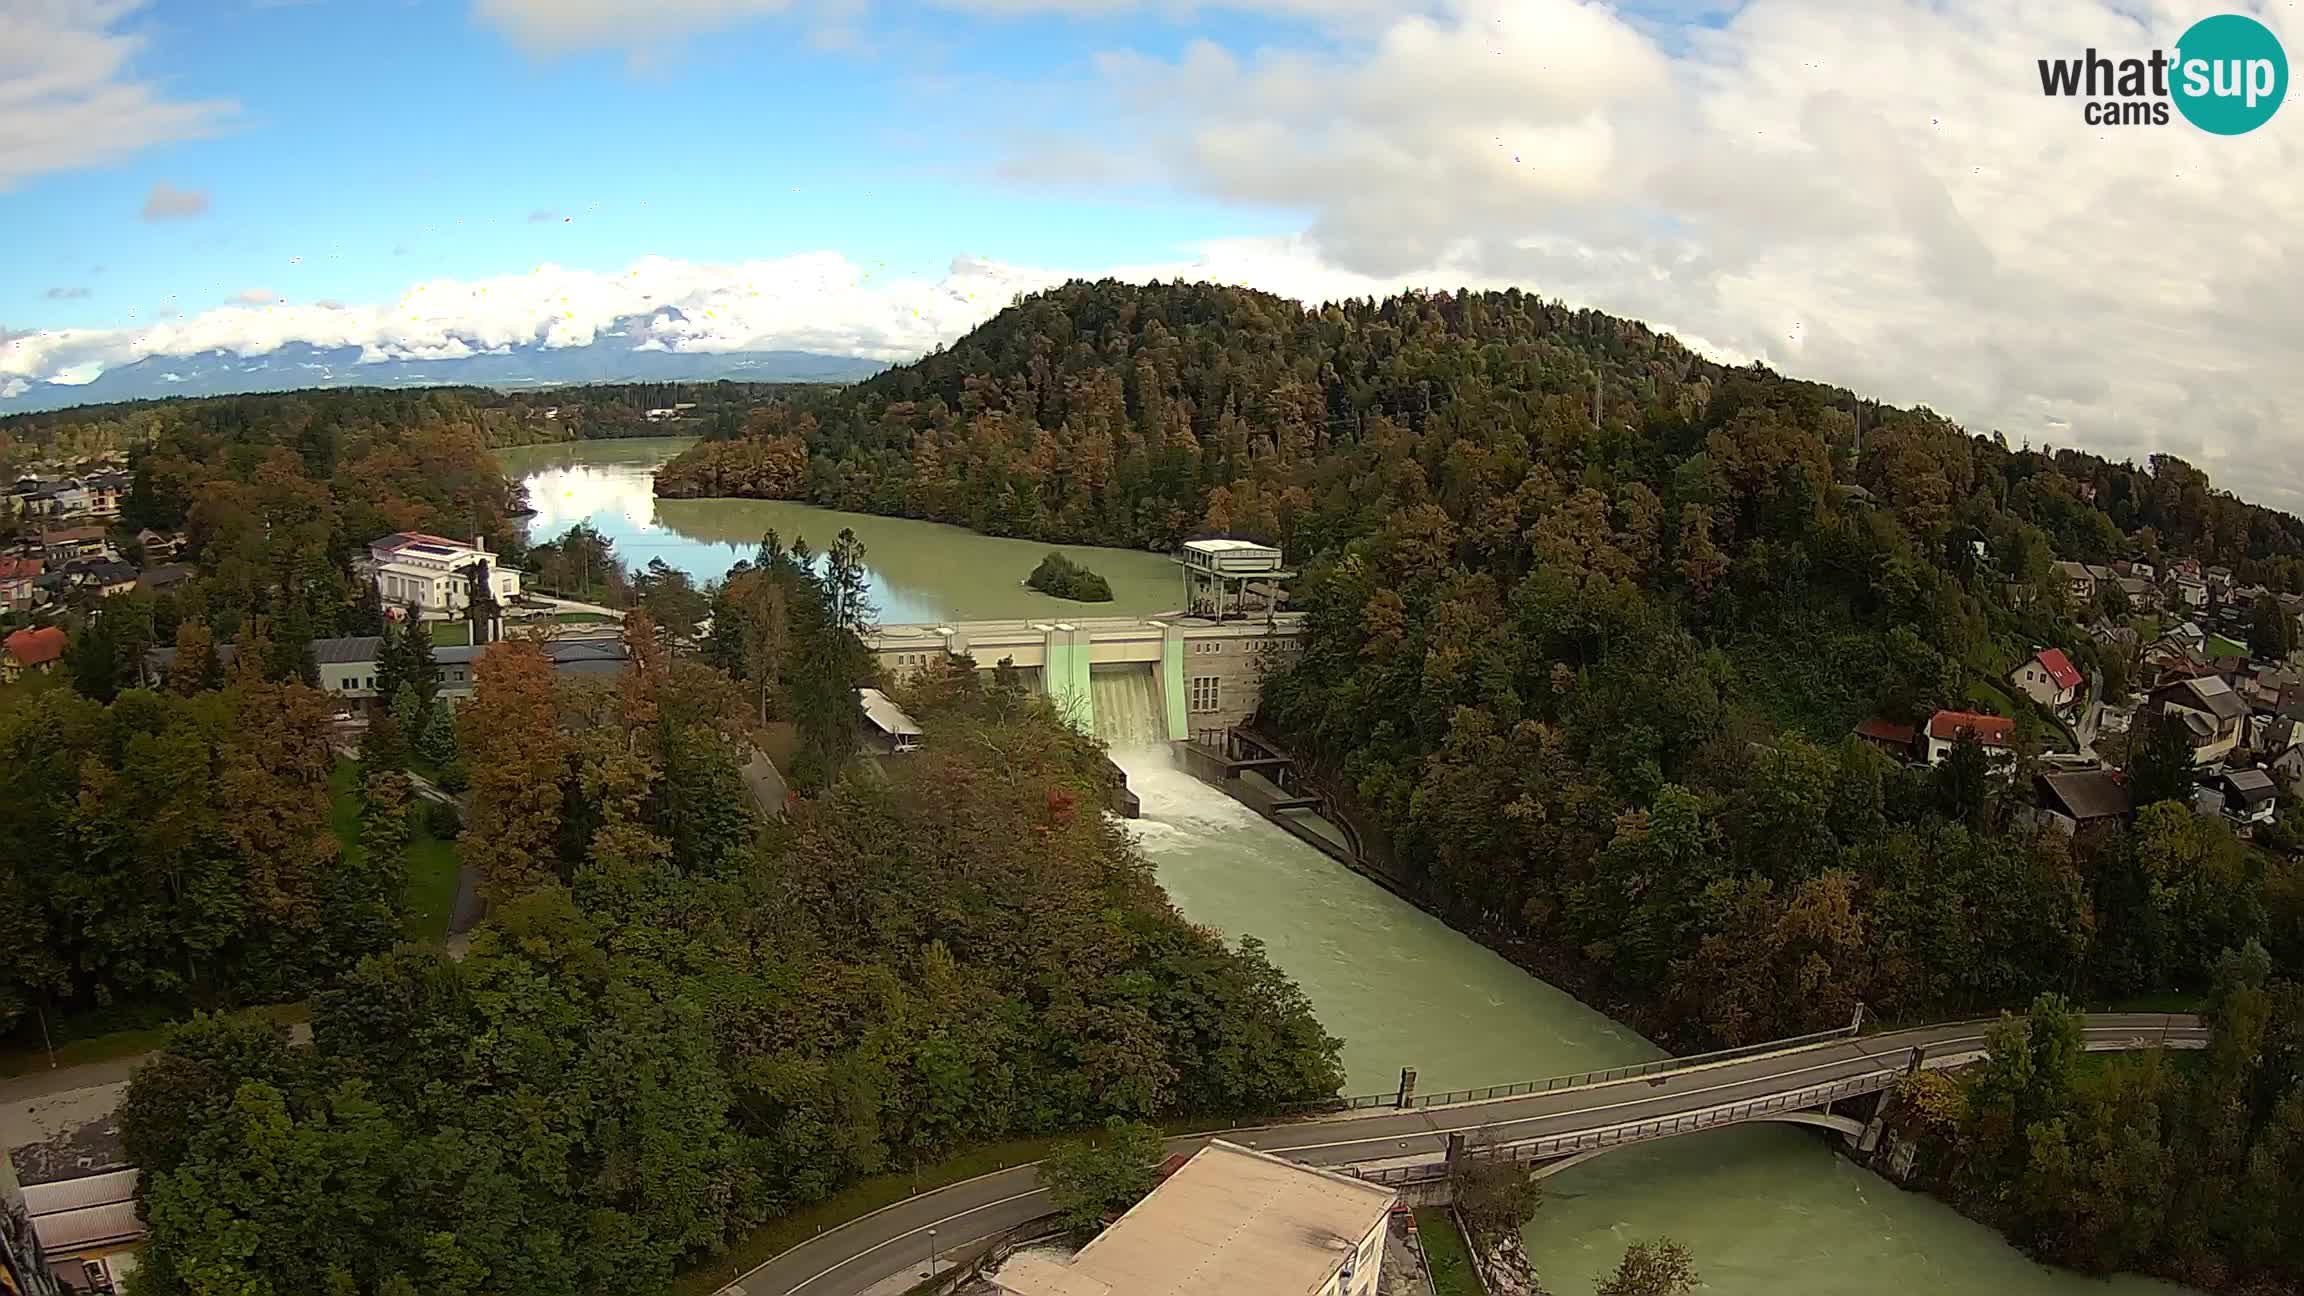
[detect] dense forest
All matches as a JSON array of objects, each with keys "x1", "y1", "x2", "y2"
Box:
[
  {"x1": 649, "y1": 279, "x2": 2304, "y2": 1290},
  {"x1": 1895, "y1": 972, "x2": 2304, "y2": 1291},
  {"x1": 0, "y1": 379, "x2": 838, "y2": 469},
  {"x1": 0, "y1": 647, "x2": 402, "y2": 1035},
  {"x1": 115, "y1": 609, "x2": 1340, "y2": 1296}
]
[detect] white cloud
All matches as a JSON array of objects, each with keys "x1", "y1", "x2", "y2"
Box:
[
  {"x1": 0, "y1": 243, "x2": 1469, "y2": 401},
  {"x1": 0, "y1": 1, "x2": 237, "y2": 191},
  {"x1": 472, "y1": 0, "x2": 799, "y2": 54},
  {"x1": 469, "y1": 0, "x2": 1428, "y2": 55},
  {"x1": 1054, "y1": 0, "x2": 2304, "y2": 506},
  {"x1": 140, "y1": 180, "x2": 209, "y2": 220},
  {"x1": 43, "y1": 285, "x2": 90, "y2": 300},
  {"x1": 0, "y1": 252, "x2": 1057, "y2": 386},
  {"x1": 231, "y1": 288, "x2": 276, "y2": 304}
]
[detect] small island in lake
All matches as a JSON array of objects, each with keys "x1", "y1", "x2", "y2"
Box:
[{"x1": 1027, "y1": 552, "x2": 1114, "y2": 602}]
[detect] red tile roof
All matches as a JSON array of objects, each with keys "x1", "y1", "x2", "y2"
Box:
[
  {"x1": 2034, "y1": 648, "x2": 2083, "y2": 691},
  {"x1": 4, "y1": 627, "x2": 66, "y2": 668},
  {"x1": 0, "y1": 556, "x2": 41, "y2": 581},
  {"x1": 1927, "y1": 710, "x2": 2014, "y2": 747},
  {"x1": 1854, "y1": 718, "x2": 1916, "y2": 746}
]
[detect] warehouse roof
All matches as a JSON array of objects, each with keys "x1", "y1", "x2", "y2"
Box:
[{"x1": 989, "y1": 1141, "x2": 1395, "y2": 1296}]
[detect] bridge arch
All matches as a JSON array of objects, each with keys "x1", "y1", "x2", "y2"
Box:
[{"x1": 1522, "y1": 1110, "x2": 1869, "y2": 1181}]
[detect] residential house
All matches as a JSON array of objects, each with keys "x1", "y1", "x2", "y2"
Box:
[
  {"x1": 1852, "y1": 718, "x2": 1917, "y2": 762},
  {"x1": 2116, "y1": 559, "x2": 2158, "y2": 581},
  {"x1": 134, "y1": 528, "x2": 182, "y2": 561},
  {"x1": 2150, "y1": 675, "x2": 2249, "y2": 765},
  {"x1": 986, "y1": 1140, "x2": 1395, "y2": 1296},
  {"x1": 2, "y1": 627, "x2": 65, "y2": 682},
  {"x1": 0, "y1": 555, "x2": 42, "y2": 610},
  {"x1": 23, "y1": 481, "x2": 91, "y2": 519},
  {"x1": 2030, "y1": 768, "x2": 2132, "y2": 835},
  {"x1": 355, "y1": 532, "x2": 522, "y2": 625},
  {"x1": 134, "y1": 562, "x2": 196, "y2": 595},
  {"x1": 61, "y1": 560, "x2": 138, "y2": 600},
  {"x1": 39, "y1": 527, "x2": 112, "y2": 564},
  {"x1": 2053, "y1": 561, "x2": 2116, "y2": 601},
  {"x1": 2171, "y1": 573, "x2": 2211, "y2": 607},
  {"x1": 2254, "y1": 713, "x2": 2304, "y2": 759},
  {"x1": 2198, "y1": 767, "x2": 2278, "y2": 829},
  {"x1": 82, "y1": 471, "x2": 128, "y2": 519},
  {"x1": 2, "y1": 1113, "x2": 142, "y2": 1294},
  {"x1": 2168, "y1": 557, "x2": 2204, "y2": 580},
  {"x1": 2010, "y1": 648, "x2": 2083, "y2": 711},
  {"x1": 2206, "y1": 565, "x2": 2236, "y2": 594},
  {"x1": 857, "y1": 686, "x2": 923, "y2": 753},
  {"x1": 2116, "y1": 575, "x2": 2160, "y2": 610},
  {"x1": 1924, "y1": 710, "x2": 2016, "y2": 767},
  {"x1": 2275, "y1": 744, "x2": 2304, "y2": 789}
]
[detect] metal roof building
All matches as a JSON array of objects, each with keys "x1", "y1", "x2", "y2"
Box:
[{"x1": 988, "y1": 1140, "x2": 1395, "y2": 1296}]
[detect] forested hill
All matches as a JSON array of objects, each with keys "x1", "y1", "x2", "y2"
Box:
[
  {"x1": 0, "y1": 379, "x2": 850, "y2": 465},
  {"x1": 654, "y1": 278, "x2": 2304, "y2": 578}
]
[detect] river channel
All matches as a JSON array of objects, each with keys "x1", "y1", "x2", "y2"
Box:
[{"x1": 502, "y1": 437, "x2": 2188, "y2": 1296}]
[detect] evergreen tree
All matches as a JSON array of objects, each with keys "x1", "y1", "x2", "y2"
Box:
[
  {"x1": 376, "y1": 607, "x2": 439, "y2": 708},
  {"x1": 2127, "y1": 709, "x2": 2199, "y2": 809}
]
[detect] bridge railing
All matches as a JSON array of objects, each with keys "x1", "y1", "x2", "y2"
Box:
[
  {"x1": 1472, "y1": 1070, "x2": 1899, "y2": 1162},
  {"x1": 1293, "y1": 1021, "x2": 1865, "y2": 1114}
]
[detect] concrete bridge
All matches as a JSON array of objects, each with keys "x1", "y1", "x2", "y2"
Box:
[
  {"x1": 865, "y1": 612, "x2": 1303, "y2": 743},
  {"x1": 717, "y1": 1012, "x2": 2206, "y2": 1296}
]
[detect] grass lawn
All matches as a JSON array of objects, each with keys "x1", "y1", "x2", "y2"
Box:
[
  {"x1": 1414, "y1": 1209, "x2": 1483, "y2": 1296},
  {"x1": 429, "y1": 621, "x2": 473, "y2": 646},
  {"x1": 329, "y1": 758, "x2": 462, "y2": 945},
  {"x1": 1965, "y1": 676, "x2": 2017, "y2": 715}
]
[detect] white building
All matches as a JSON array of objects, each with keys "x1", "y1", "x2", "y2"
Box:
[
  {"x1": 989, "y1": 1140, "x2": 1395, "y2": 1296},
  {"x1": 357, "y1": 532, "x2": 521, "y2": 621}
]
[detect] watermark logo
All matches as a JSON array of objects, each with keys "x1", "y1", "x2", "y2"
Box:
[{"x1": 2037, "y1": 12, "x2": 2288, "y2": 133}]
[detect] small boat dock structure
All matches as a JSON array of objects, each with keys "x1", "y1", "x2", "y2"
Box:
[{"x1": 1177, "y1": 727, "x2": 1378, "y2": 883}]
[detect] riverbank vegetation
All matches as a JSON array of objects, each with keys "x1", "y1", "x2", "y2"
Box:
[
  {"x1": 118, "y1": 564, "x2": 1343, "y2": 1294},
  {"x1": 1886, "y1": 971, "x2": 2304, "y2": 1293},
  {"x1": 1027, "y1": 551, "x2": 1114, "y2": 602}
]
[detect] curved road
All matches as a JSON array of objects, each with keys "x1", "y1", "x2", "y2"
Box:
[{"x1": 724, "y1": 1013, "x2": 2203, "y2": 1295}]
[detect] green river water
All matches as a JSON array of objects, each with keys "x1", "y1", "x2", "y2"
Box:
[{"x1": 502, "y1": 437, "x2": 2189, "y2": 1296}]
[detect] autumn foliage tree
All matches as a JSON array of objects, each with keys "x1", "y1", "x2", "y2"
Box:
[{"x1": 459, "y1": 637, "x2": 570, "y2": 903}]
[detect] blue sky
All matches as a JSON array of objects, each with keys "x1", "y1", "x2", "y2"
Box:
[{"x1": 7, "y1": 0, "x2": 1317, "y2": 330}]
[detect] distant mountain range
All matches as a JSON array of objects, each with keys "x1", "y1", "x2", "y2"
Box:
[{"x1": 1, "y1": 339, "x2": 889, "y2": 413}]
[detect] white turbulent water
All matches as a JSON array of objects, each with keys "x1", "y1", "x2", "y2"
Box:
[
  {"x1": 1111, "y1": 748, "x2": 2194, "y2": 1296},
  {"x1": 1090, "y1": 666, "x2": 1167, "y2": 750}
]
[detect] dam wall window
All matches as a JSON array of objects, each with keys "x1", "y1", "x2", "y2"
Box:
[{"x1": 1190, "y1": 676, "x2": 1222, "y2": 713}]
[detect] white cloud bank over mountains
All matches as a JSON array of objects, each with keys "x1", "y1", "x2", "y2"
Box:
[{"x1": 1, "y1": 242, "x2": 1477, "y2": 397}]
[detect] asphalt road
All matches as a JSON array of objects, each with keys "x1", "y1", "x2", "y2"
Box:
[{"x1": 723, "y1": 1013, "x2": 2206, "y2": 1296}]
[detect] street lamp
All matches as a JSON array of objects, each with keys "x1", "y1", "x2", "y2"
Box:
[{"x1": 925, "y1": 1227, "x2": 939, "y2": 1281}]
